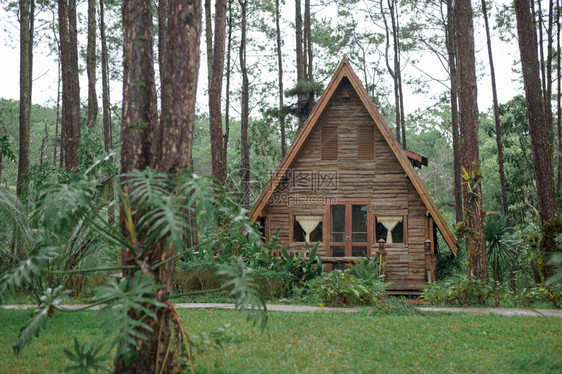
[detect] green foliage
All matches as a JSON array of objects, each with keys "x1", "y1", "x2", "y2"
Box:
[
  {"x1": 0, "y1": 135, "x2": 15, "y2": 161},
  {"x1": 422, "y1": 276, "x2": 510, "y2": 306},
  {"x1": 217, "y1": 259, "x2": 267, "y2": 331},
  {"x1": 94, "y1": 272, "x2": 166, "y2": 366},
  {"x1": 63, "y1": 337, "x2": 111, "y2": 373},
  {"x1": 306, "y1": 269, "x2": 388, "y2": 307},
  {"x1": 13, "y1": 286, "x2": 70, "y2": 354},
  {"x1": 0, "y1": 244, "x2": 61, "y2": 303},
  {"x1": 348, "y1": 256, "x2": 381, "y2": 282},
  {"x1": 279, "y1": 242, "x2": 323, "y2": 285},
  {"x1": 484, "y1": 215, "x2": 520, "y2": 281},
  {"x1": 546, "y1": 252, "x2": 562, "y2": 290}
]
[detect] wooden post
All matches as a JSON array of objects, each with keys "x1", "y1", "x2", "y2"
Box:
[
  {"x1": 425, "y1": 239, "x2": 433, "y2": 283},
  {"x1": 377, "y1": 238, "x2": 387, "y2": 282}
]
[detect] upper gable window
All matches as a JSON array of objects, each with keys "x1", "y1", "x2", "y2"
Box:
[
  {"x1": 357, "y1": 125, "x2": 374, "y2": 160},
  {"x1": 321, "y1": 125, "x2": 338, "y2": 160}
]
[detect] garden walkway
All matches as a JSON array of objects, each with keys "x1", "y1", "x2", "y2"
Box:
[{"x1": 2, "y1": 303, "x2": 562, "y2": 316}]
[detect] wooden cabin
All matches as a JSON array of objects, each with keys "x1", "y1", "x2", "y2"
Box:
[{"x1": 250, "y1": 58, "x2": 458, "y2": 293}]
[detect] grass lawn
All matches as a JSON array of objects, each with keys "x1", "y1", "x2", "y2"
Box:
[{"x1": 1, "y1": 308, "x2": 561, "y2": 373}]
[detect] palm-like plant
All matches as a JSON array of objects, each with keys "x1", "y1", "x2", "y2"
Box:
[
  {"x1": 484, "y1": 215, "x2": 519, "y2": 281},
  {"x1": 0, "y1": 168, "x2": 267, "y2": 369}
]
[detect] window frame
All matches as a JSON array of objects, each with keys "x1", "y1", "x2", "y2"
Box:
[
  {"x1": 289, "y1": 214, "x2": 324, "y2": 244},
  {"x1": 373, "y1": 214, "x2": 408, "y2": 246}
]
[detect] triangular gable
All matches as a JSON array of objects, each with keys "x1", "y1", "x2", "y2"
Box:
[{"x1": 250, "y1": 57, "x2": 458, "y2": 255}]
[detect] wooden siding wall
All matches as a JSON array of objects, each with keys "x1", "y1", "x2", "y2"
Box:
[{"x1": 264, "y1": 78, "x2": 427, "y2": 290}]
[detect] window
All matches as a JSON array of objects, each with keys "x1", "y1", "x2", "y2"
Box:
[
  {"x1": 293, "y1": 216, "x2": 323, "y2": 243},
  {"x1": 321, "y1": 125, "x2": 338, "y2": 160},
  {"x1": 375, "y1": 216, "x2": 405, "y2": 244},
  {"x1": 357, "y1": 125, "x2": 374, "y2": 160}
]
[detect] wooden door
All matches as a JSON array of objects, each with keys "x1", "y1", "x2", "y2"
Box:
[{"x1": 327, "y1": 202, "x2": 371, "y2": 257}]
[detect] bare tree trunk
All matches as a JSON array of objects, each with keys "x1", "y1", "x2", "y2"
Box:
[
  {"x1": 0, "y1": 124, "x2": 5, "y2": 184},
  {"x1": 239, "y1": 0, "x2": 250, "y2": 209},
  {"x1": 158, "y1": 0, "x2": 169, "y2": 107},
  {"x1": 209, "y1": 0, "x2": 227, "y2": 185},
  {"x1": 223, "y1": 0, "x2": 232, "y2": 166},
  {"x1": 17, "y1": 0, "x2": 34, "y2": 196},
  {"x1": 86, "y1": 0, "x2": 98, "y2": 129},
  {"x1": 276, "y1": 0, "x2": 286, "y2": 157},
  {"x1": 304, "y1": 0, "x2": 314, "y2": 113},
  {"x1": 481, "y1": 0, "x2": 509, "y2": 217},
  {"x1": 100, "y1": 0, "x2": 114, "y2": 223},
  {"x1": 514, "y1": 0, "x2": 560, "y2": 258},
  {"x1": 40, "y1": 120, "x2": 50, "y2": 165},
  {"x1": 58, "y1": 0, "x2": 81, "y2": 172},
  {"x1": 446, "y1": 0, "x2": 463, "y2": 223},
  {"x1": 381, "y1": 0, "x2": 401, "y2": 145},
  {"x1": 556, "y1": 0, "x2": 562, "y2": 194},
  {"x1": 455, "y1": 0, "x2": 487, "y2": 278},
  {"x1": 388, "y1": 0, "x2": 406, "y2": 148},
  {"x1": 295, "y1": 0, "x2": 306, "y2": 126},
  {"x1": 205, "y1": 0, "x2": 213, "y2": 85}
]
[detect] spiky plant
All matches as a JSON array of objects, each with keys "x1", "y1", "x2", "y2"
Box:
[{"x1": 484, "y1": 215, "x2": 519, "y2": 281}]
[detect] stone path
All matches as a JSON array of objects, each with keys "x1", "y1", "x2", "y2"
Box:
[{"x1": 2, "y1": 303, "x2": 561, "y2": 316}]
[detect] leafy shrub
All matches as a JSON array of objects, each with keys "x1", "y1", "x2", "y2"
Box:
[
  {"x1": 252, "y1": 268, "x2": 293, "y2": 299},
  {"x1": 174, "y1": 260, "x2": 223, "y2": 293},
  {"x1": 306, "y1": 270, "x2": 387, "y2": 307},
  {"x1": 422, "y1": 276, "x2": 513, "y2": 306},
  {"x1": 485, "y1": 215, "x2": 521, "y2": 281},
  {"x1": 348, "y1": 256, "x2": 380, "y2": 282},
  {"x1": 174, "y1": 260, "x2": 293, "y2": 299}
]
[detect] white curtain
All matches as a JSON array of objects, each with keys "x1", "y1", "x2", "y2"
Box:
[
  {"x1": 377, "y1": 216, "x2": 402, "y2": 244},
  {"x1": 296, "y1": 216, "x2": 322, "y2": 242}
]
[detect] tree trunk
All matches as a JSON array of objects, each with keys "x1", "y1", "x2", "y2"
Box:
[
  {"x1": 514, "y1": 0, "x2": 560, "y2": 257},
  {"x1": 304, "y1": 0, "x2": 314, "y2": 113},
  {"x1": 17, "y1": 0, "x2": 34, "y2": 196},
  {"x1": 276, "y1": 0, "x2": 286, "y2": 157},
  {"x1": 158, "y1": 0, "x2": 169, "y2": 118},
  {"x1": 205, "y1": 0, "x2": 213, "y2": 85},
  {"x1": 455, "y1": 0, "x2": 487, "y2": 278},
  {"x1": 481, "y1": 0, "x2": 509, "y2": 217},
  {"x1": 381, "y1": 0, "x2": 400, "y2": 146},
  {"x1": 86, "y1": 0, "x2": 98, "y2": 129},
  {"x1": 223, "y1": 0, "x2": 232, "y2": 166},
  {"x1": 556, "y1": 0, "x2": 562, "y2": 194},
  {"x1": 295, "y1": 0, "x2": 306, "y2": 126},
  {"x1": 239, "y1": 0, "x2": 250, "y2": 209},
  {"x1": 117, "y1": 0, "x2": 201, "y2": 370},
  {"x1": 209, "y1": 0, "x2": 227, "y2": 185},
  {"x1": 58, "y1": 0, "x2": 81, "y2": 172},
  {"x1": 446, "y1": 0, "x2": 463, "y2": 223}
]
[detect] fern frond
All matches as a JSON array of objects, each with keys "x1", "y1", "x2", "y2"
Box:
[
  {"x1": 13, "y1": 285, "x2": 70, "y2": 354},
  {"x1": 37, "y1": 178, "x2": 98, "y2": 236},
  {"x1": 0, "y1": 187, "x2": 33, "y2": 249},
  {"x1": 94, "y1": 271, "x2": 166, "y2": 367},
  {"x1": 217, "y1": 259, "x2": 267, "y2": 331},
  {"x1": 0, "y1": 244, "x2": 61, "y2": 303},
  {"x1": 63, "y1": 337, "x2": 111, "y2": 373}
]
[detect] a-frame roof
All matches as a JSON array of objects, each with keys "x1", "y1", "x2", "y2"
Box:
[{"x1": 250, "y1": 57, "x2": 458, "y2": 255}]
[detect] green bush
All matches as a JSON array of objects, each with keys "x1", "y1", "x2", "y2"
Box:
[
  {"x1": 348, "y1": 256, "x2": 380, "y2": 282},
  {"x1": 306, "y1": 270, "x2": 388, "y2": 307},
  {"x1": 422, "y1": 276, "x2": 513, "y2": 306},
  {"x1": 174, "y1": 260, "x2": 294, "y2": 299}
]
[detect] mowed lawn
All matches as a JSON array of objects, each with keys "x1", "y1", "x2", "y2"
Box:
[{"x1": 1, "y1": 308, "x2": 561, "y2": 373}]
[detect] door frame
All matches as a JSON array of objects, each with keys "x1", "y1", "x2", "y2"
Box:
[{"x1": 325, "y1": 201, "x2": 372, "y2": 257}]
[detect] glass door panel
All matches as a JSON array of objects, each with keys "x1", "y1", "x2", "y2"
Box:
[
  {"x1": 330, "y1": 205, "x2": 346, "y2": 242},
  {"x1": 351, "y1": 205, "x2": 368, "y2": 242},
  {"x1": 328, "y1": 202, "x2": 370, "y2": 257}
]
